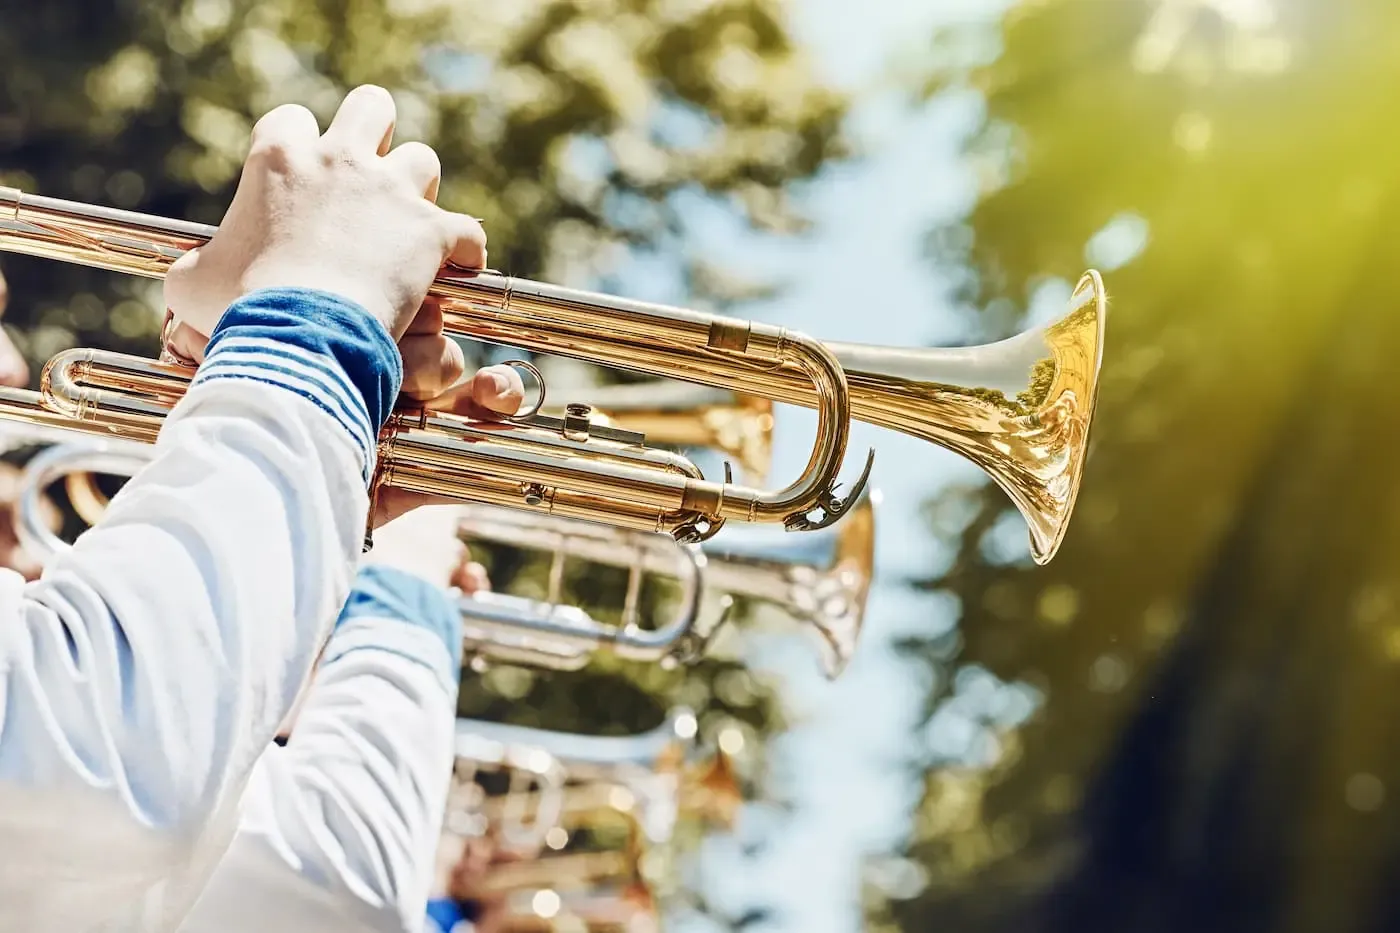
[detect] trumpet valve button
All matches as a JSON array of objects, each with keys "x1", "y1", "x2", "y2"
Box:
[{"x1": 562, "y1": 403, "x2": 593, "y2": 441}]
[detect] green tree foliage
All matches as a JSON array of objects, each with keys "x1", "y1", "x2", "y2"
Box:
[
  {"x1": 0, "y1": 0, "x2": 845, "y2": 362},
  {"x1": 888, "y1": 2, "x2": 1400, "y2": 932},
  {"x1": 0, "y1": 2, "x2": 847, "y2": 925}
]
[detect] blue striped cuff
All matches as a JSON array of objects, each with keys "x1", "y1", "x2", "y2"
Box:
[
  {"x1": 334, "y1": 565, "x2": 464, "y2": 678},
  {"x1": 193, "y1": 288, "x2": 402, "y2": 484}
]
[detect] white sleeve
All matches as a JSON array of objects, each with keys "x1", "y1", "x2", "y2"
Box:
[
  {"x1": 176, "y1": 568, "x2": 462, "y2": 933},
  {"x1": 0, "y1": 288, "x2": 396, "y2": 930}
]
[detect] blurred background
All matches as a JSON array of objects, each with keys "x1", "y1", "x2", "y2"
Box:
[{"x1": 2, "y1": 0, "x2": 1390, "y2": 931}]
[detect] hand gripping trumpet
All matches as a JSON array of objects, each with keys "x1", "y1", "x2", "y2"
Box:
[
  {"x1": 0, "y1": 186, "x2": 1105, "y2": 562},
  {"x1": 453, "y1": 491, "x2": 876, "y2": 678}
]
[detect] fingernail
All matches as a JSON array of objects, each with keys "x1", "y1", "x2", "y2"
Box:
[{"x1": 488, "y1": 371, "x2": 512, "y2": 396}]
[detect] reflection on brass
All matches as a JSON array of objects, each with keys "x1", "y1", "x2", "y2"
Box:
[
  {"x1": 479, "y1": 850, "x2": 639, "y2": 896},
  {"x1": 451, "y1": 709, "x2": 739, "y2": 854},
  {"x1": 453, "y1": 489, "x2": 877, "y2": 678},
  {"x1": 450, "y1": 711, "x2": 733, "y2": 931},
  {"x1": 547, "y1": 383, "x2": 776, "y2": 486},
  {"x1": 13, "y1": 437, "x2": 152, "y2": 564},
  {"x1": 0, "y1": 185, "x2": 1105, "y2": 562},
  {"x1": 63, "y1": 470, "x2": 109, "y2": 525}
]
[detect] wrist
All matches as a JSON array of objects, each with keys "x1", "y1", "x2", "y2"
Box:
[
  {"x1": 335, "y1": 564, "x2": 465, "y2": 676},
  {"x1": 197, "y1": 287, "x2": 402, "y2": 485},
  {"x1": 240, "y1": 261, "x2": 399, "y2": 337}
]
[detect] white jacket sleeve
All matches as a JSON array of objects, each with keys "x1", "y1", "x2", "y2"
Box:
[
  {"x1": 176, "y1": 565, "x2": 463, "y2": 933},
  {"x1": 0, "y1": 287, "x2": 402, "y2": 931}
]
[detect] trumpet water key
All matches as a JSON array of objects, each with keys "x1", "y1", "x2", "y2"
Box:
[
  {"x1": 455, "y1": 491, "x2": 876, "y2": 678},
  {"x1": 0, "y1": 185, "x2": 1106, "y2": 562}
]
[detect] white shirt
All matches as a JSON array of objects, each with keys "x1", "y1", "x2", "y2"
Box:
[
  {"x1": 178, "y1": 611, "x2": 458, "y2": 933},
  {"x1": 0, "y1": 290, "x2": 387, "y2": 931}
]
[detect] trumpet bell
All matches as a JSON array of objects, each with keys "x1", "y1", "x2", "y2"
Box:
[
  {"x1": 829, "y1": 270, "x2": 1105, "y2": 564},
  {"x1": 697, "y1": 485, "x2": 876, "y2": 678}
]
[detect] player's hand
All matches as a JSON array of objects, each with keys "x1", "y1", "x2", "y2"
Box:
[
  {"x1": 162, "y1": 307, "x2": 520, "y2": 534},
  {"x1": 449, "y1": 544, "x2": 492, "y2": 596},
  {"x1": 163, "y1": 83, "x2": 486, "y2": 343},
  {"x1": 161, "y1": 297, "x2": 523, "y2": 532},
  {"x1": 448, "y1": 832, "x2": 524, "y2": 933}
]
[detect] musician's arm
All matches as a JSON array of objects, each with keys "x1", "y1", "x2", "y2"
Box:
[
  {"x1": 179, "y1": 564, "x2": 462, "y2": 933},
  {"x1": 0, "y1": 289, "x2": 398, "y2": 915}
]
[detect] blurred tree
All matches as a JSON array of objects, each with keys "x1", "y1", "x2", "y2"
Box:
[
  {"x1": 885, "y1": 2, "x2": 1400, "y2": 932},
  {"x1": 0, "y1": 0, "x2": 848, "y2": 925}
]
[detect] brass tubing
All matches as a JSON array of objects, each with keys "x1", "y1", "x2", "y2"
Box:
[{"x1": 3, "y1": 188, "x2": 866, "y2": 540}]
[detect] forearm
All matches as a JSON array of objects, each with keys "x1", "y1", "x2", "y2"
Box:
[
  {"x1": 181, "y1": 567, "x2": 462, "y2": 933},
  {"x1": 0, "y1": 289, "x2": 398, "y2": 910}
]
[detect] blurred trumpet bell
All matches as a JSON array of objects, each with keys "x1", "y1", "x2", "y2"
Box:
[
  {"x1": 457, "y1": 708, "x2": 739, "y2": 849},
  {"x1": 502, "y1": 882, "x2": 658, "y2": 933}
]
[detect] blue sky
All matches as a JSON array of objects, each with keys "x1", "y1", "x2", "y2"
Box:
[{"x1": 658, "y1": 2, "x2": 1031, "y2": 931}]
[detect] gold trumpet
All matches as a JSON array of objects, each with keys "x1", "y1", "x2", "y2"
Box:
[
  {"x1": 54, "y1": 384, "x2": 776, "y2": 527},
  {"x1": 449, "y1": 723, "x2": 571, "y2": 853},
  {"x1": 454, "y1": 490, "x2": 876, "y2": 678},
  {"x1": 472, "y1": 753, "x2": 741, "y2": 846},
  {"x1": 0, "y1": 186, "x2": 1105, "y2": 562}
]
